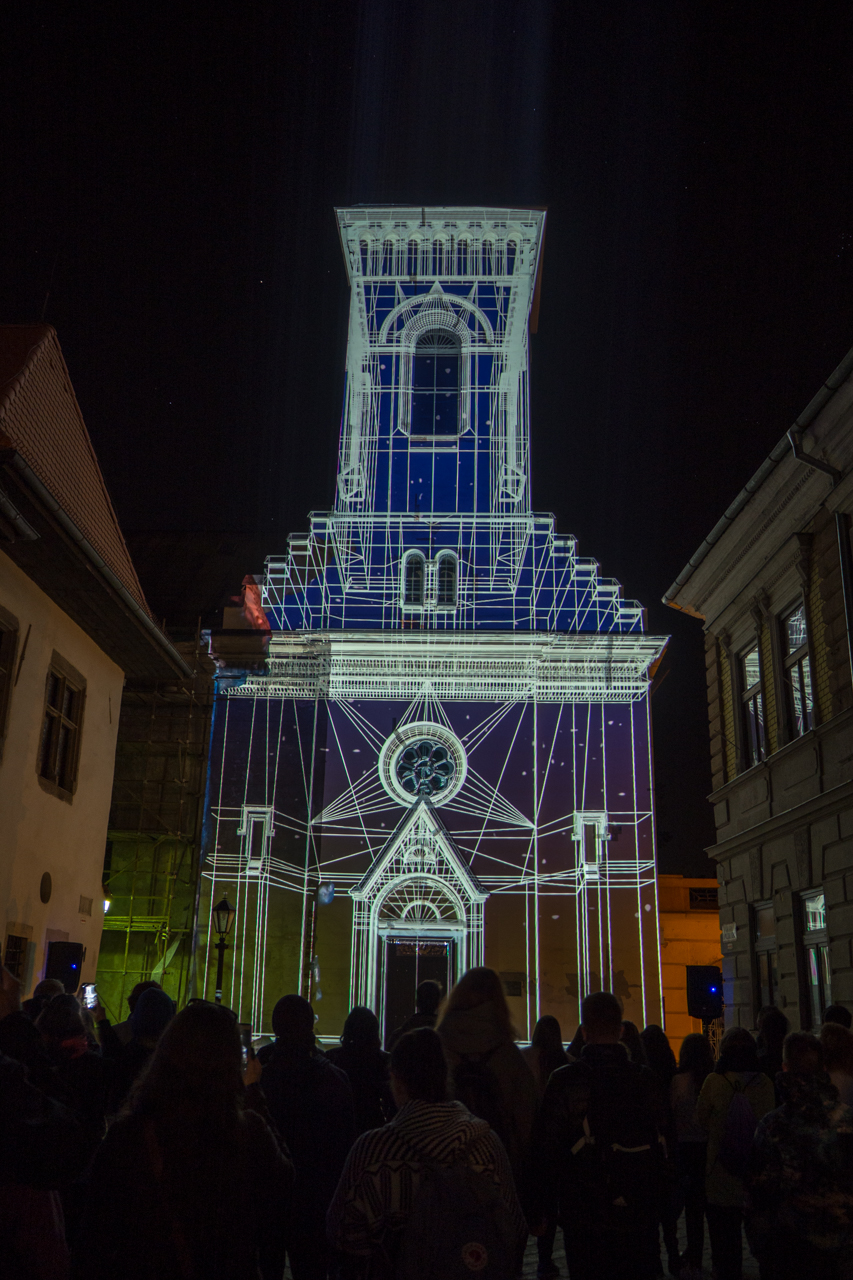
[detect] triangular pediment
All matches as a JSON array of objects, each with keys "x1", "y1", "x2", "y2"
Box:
[{"x1": 352, "y1": 800, "x2": 487, "y2": 904}]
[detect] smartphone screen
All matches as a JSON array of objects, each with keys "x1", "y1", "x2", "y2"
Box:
[
  {"x1": 238, "y1": 1022, "x2": 253, "y2": 1068},
  {"x1": 82, "y1": 983, "x2": 97, "y2": 1009}
]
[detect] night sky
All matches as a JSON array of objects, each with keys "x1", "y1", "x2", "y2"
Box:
[{"x1": 3, "y1": 3, "x2": 853, "y2": 876}]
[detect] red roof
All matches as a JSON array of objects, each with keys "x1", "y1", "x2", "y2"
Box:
[{"x1": 0, "y1": 325, "x2": 150, "y2": 616}]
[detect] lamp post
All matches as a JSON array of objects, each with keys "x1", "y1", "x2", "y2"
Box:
[{"x1": 211, "y1": 896, "x2": 235, "y2": 1005}]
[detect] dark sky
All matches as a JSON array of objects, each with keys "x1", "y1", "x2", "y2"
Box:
[{"x1": 3, "y1": 2, "x2": 853, "y2": 875}]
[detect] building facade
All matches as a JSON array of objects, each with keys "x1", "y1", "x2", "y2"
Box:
[
  {"x1": 657, "y1": 874, "x2": 723, "y2": 1053},
  {"x1": 202, "y1": 207, "x2": 666, "y2": 1042},
  {"x1": 0, "y1": 325, "x2": 188, "y2": 996},
  {"x1": 665, "y1": 345, "x2": 853, "y2": 1030}
]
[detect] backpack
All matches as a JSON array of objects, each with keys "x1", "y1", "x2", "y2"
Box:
[
  {"x1": 566, "y1": 1058, "x2": 660, "y2": 1230},
  {"x1": 452, "y1": 1050, "x2": 507, "y2": 1142},
  {"x1": 716, "y1": 1073, "x2": 760, "y2": 1178},
  {"x1": 395, "y1": 1151, "x2": 516, "y2": 1280}
]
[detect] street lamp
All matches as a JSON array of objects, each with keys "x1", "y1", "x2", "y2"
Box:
[{"x1": 212, "y1": 896, "x2": 235, "y2": 1004}]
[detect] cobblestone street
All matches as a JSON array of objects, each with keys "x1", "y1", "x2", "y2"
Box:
[{"x1": 520, "y1": 1220, "x2": 761, "y2": 1278}]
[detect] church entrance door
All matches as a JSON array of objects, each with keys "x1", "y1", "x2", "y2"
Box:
[{"x1": 382, "y1": 937, "x2": 453, "y2": 1048}]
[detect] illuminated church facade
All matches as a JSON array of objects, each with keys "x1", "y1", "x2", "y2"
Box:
[{"x1": 201, "y1": 207, "x2": 666, "y2": 1042}]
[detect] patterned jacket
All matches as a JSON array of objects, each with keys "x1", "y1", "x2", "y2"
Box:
[
  {"x1": 326, "y1": 1098, "x2": 526, "y2": 1260},
  {"x1": 745, "y1": 1071, "x2": 853, "y2": 1253}
]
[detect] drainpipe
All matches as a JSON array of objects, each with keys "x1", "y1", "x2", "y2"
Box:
[{"x1": 836, "y1": 513, "x2": 853, "y2": 693}]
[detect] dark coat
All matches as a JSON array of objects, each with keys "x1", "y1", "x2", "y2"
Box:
[
  {"x1": 746, "y1": 1070, "x2": 853, "y2": 1259},
  {"x1": 259, "y1": 1042, "x2": 355, "y2": 1225},
  {"x1": 531, "y1": 1041, "x2": 663, "y2": 1230},
  {"x1": 0, "y1": 1049, "x2": 89, "y2": 1188},
  {"x1": 71, "y1": 1099, "x2": 292, "y2": 1280},
  {"x1": 386, "y1": 1011, "x2": 437, "y2": 1051},
  {"x1": 0, "y1": 1050, "x2": 90, "y2": 1280},
  {"x1": 325, "y1": 1044, "x2": 394, "y2": 1135}
]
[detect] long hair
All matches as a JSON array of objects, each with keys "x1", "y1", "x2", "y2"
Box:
[
  {"x1": 640, "y1": 1024, "x2": 676, "y2": 1083},
  {"x1": 620, "y1": 1020, "x2": 648, "y2": 1065},
  {"x1": 820, "y1": 1022, "x2": 853, "y2": 1075},
  {"x1": 339, "y1": 1005, "x2": 381, "y2": 1053},
  {"x1": 531, "y1": 1015, "x2": 568, "y2": 1078},
  {"x1": 122, "y1": 1002, "x2": 250, "y2": 1224},
  {"x1": 678, "y1": 1032, "x2": 715, "y2": 1092},
  {"x1": 437, "y1": 967, "x2": 516, "y2": 1042},
  {"x1": 715, "y1": 1026, "x2": 759, "y2": 1074}
]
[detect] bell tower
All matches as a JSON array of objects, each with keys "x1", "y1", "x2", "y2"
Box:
[{"x1": 202, "y1": 207, "x2": 667, "y2": 1046}]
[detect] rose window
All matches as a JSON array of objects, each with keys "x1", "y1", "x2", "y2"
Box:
[{"x1": 394, "y1": 739, "x2": 456, "y2": 800}]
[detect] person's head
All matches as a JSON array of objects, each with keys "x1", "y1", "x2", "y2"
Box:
[
  {"x1": 130, "y1": 987, "x2": 175, "y2": 1046},
  {"x1": 756, "y1": 1005, "x2": 789, "y2": 1049},
  {"x1": 389, "y1": 1027, "x2": 448, "y2": 1106},
  {"x1": 531, "y1": 1014, "x2": 567, "y2": 1077},
  {"x1": 580, "y1": 992, "x2": 623, "y2": 1045},
  {"x1": 36, "y1": 993, "x2": 87, "y2": 1052},
  {"x1": 620, "y1": 1020, "x2": 648, "y2": 1064},
  {"x1": 532, "y1": 1014, "x2": 563, "y2": 1052},
  {"x1": 783, "y1": 1031, "x2": 824, "y2": 1076},
  {"x1": 340, "y1": 1005, "x2": 381, "y2": 1052},
  {"x1": 27, "y1": 978, "x2": 65, "y2": 1017},
  {"x1": 127, "y1": 980, "x2": 162, "y2": 1015},
  {"x1": 820, "y1": 1021, "x2": 853, "y2": 1075},
  {"x1": 438, "y1": 967, "x2": 515, "y2": 1042},
  {"x1": 678, "y1": 1032, "x2": 715, "y2": 1090},
  {"x1": 715, "y1": 1026, "x2": 759, "y2": 1073},
  {"x1": 415, "y1": 980, "x2": 442, "y2": 1016},
  {"x1": 823, "y1": 1004, "x2": 853, "y2": 1031},
  {"x1": 271, "y1": 994, "x2": 315, "y2": 1049},
  {"x1": 640, "y1": 1024, "x2": 676, "y2": 1078}
]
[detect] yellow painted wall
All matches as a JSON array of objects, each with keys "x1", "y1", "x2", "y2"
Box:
[
  {"x1": 658, "y1": 874, "x2": 722, "y2": 1056},
  {"x1": 0, "y1": 551, "x2": 124, "y2": 994}
]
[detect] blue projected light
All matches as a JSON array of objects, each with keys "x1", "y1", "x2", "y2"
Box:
[
  {"x1": 203, "y1": 208, "x2": 669, "y2": 1040},
  {"x1": 260, "y1": 207, "x2": 646, "y2": 638}
]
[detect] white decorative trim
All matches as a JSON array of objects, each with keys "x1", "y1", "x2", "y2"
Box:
[
  {"x1": 350, "y1": 800, "x2": 487, "y2": 1013},
  {"x1": 226, "y1": 631, "x2": 667, "y2": 704},
  {"x1": 377, "y1": 722, "x2": 468, "y2": 807}
]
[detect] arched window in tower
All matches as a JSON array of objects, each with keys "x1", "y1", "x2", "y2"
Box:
[
  {"x1": 411, "y1": 330, "x2": 461, "y2": 436},
  {"x1": 436, "y1": 554, "x2": 457, "y2": 607},
  {"x1": 403, "y1": 553, "x2": 425, "y2": 607}
]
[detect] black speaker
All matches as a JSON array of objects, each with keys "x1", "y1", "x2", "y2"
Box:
[
  {"x1": 686, "y1": 965, "x2": 723, "y2": 1022},
  {"x1": 44, "y1": 941, "x2": 85, "y2": 993}
]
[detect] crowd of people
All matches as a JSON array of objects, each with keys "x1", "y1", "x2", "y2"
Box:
[{"x1": 2, "y1": 963, "x2": 853, "y2": 1280}]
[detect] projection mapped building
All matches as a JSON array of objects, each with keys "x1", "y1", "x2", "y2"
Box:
[{"x1": 201, "y1": 207, "x2": 666, "y2": 1041}]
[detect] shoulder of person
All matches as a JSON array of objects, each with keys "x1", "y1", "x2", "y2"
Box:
[
  {"x1": 749, "y1": 1071, "x2": 776, "y2": 1097},
  {"x1": 323, "y1": 1056, "x2": 354, "y2": 1088}
]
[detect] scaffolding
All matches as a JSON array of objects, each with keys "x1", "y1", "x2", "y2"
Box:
[{"x1": 96, "y1": 634, "x2": 213, "y2": 1020}]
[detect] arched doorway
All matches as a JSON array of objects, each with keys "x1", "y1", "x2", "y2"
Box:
[{"x1": 375, "y1": 873, "x2": 465, "y2": 1047}]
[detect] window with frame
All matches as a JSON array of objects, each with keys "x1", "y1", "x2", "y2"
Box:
[
  {"x1": 781, "y1": 602, "x2": 813, "y2": 738},
  {"x1": 740, "y1": 646, "x2": 765, "y2": 768},
  {"x1": 403, "y1": 554, "x2": 425, "y2": 607},
  {"x1": 3, "y1": 932, "x2": 27, "y2": 980},
  {"x1": 410, "y1": 330, "x2": 461, "y2": 436},
  {"x1": 0, "y1": 615, "x2": 17, "y2": 743},
  {"x1": 436, "y1": 555, "x2": 457, "y2": 608},
  {"x1": 802, "y1": 890, "x2": 831, "y2": 1028},
  {"x1": 38, "y1": 659, "x2": 85, "y2": 798},
  {"x1": 754, "y1": 901, "x2": 778, "y2": 1009}
]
